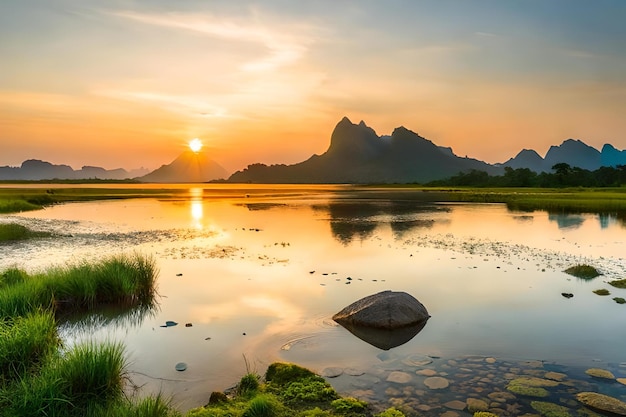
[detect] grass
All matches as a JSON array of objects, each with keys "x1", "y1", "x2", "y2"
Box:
[
  {"x1": 0, "y1": 223, "x2": 52, "y2": 242},
  {"x1": 609, "y1": 278, "x2": 626, "y2": 289},
  {"x1": 0, "y1": 253, "x2": 158, "y2": 318},
  {"x1": 563, "y1": 264, "x2": 601, "y2": 280}
]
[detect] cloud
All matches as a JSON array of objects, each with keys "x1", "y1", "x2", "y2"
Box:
[{"x1": 106, "y1": 9, "x2": 313, "y2": 72}]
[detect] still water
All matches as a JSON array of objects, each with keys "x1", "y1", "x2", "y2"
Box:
[{"x1": 2, "y1": 185, "x2": 626, "y2": 412}]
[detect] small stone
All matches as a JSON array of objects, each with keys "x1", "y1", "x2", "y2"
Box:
[
  {"x1": 444, "y1": 400, "x2": 466, "y2": 410},
  {"x1": 440, "y1": 411, "x2": 459, "y2": 417},
  {"x1": 544, "y1": 371, "x2": 567, "y2": 381},
  {"x1": 585, "y1": 368, "x2": 615, "y2": 380},
  {"x1": 345, "y1": 368, "x2": 365, "y2": 376},
  {"x1": 185, "y1": 323, "x2": 192, "y2": 327},
  {"x1": 466, "y1": 398, "x2": 489, "y2": 412},
  {"x1": 175, "y1": 362, "x2": 187, "y2": 371},
  {"x1": 387, "y1": 371, "x2": 413, "y2": 384},
  {"x1": 322, "y1": 367, "x2": 343, "y2": 378},
  {"x1": 577, "y1": 392, "x2": 626, "y2": 416},
  {"x1": 416, "y1": 404, "x2": 432, "y2": 411},
  {"x1": 424, "y1": 376, "x2": 449, "y2": 389},
  {"x1": 416, "y1": 369, "x2": 438, "y2": 376},
  {"x1": 485, "y1": 357, "x2": 497, "y2": 364}
]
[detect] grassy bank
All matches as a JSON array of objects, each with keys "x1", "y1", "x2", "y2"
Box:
[
  {"x1": 0, "y1": 222, "x2": 52, "y2": 242},
  {"x1": 0, "y1": 253, "x2": 179, "y2": 416}
]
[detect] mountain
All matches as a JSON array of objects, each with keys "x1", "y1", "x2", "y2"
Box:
[
  {"x1": 499, "y1": 149, "x2": 544, "y2": 172},
  {"x1": 601, "y1": 144, "x2": 626, "y2": 167},
  {"x1": 228, "y1": 117, "x2": 502, "y2": 183},
  {"x1": 502, "y1": 139, "x2": 624, "y2": 173},
  {"x1": 543, "y1": 139, "x2": 601, "y2": 171},
  {"x1": 0, "y1": 159, "x2": 147, "y2": 180},
  {"x1": 138, "y1": 150, "x2": 228, "y2": 183}
]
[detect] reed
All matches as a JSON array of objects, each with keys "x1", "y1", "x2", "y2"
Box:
[{"x1": 0, "y1": 253, "x2": 158, "y2": 318}]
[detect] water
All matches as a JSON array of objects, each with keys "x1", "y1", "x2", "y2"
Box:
[{"x1": 2, "y1": 185, "x2": 626, "y2": 412}]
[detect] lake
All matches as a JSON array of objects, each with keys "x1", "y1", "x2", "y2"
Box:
[{"x1": 2, "y1": 184, "x2": 626, "y2": 414}]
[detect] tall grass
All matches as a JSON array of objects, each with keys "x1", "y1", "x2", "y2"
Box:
[
  {"x1": 0, "y1": 311, "x2": 58, "y2": 382},
  {"x1": 0, "y1": 199, "x2": 42, "y2": 214},
  {"x1": 0, "y1": 253, "x2": 158, "y2": 318}
]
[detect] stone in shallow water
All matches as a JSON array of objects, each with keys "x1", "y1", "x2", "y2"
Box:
[
  {"x1": 531, "y1": 401, "x2": 572, "y2": 417},
  {"x1": 618, "y1": 378, "x2": 626, "y2": 386},
  {"x1": 387, "y1": 371, "x2": 413, "y2": 384},
  {"x1": 441, "y1": 412, "x2": 459, "y2": 417},
  {"x1": 444, "y1": 400, "x2": 466, "y2": 410},
  {"x1": 322, "y1": 367, "x2": 343, "y2": 378},
  {"x1": 544, "y1": 371, "x2": 567, "y2": 381},
  {"x1": 416, "y1": 369, "x2": 437, "y2": 376},
  {"x1": 402, "y1": 355, "x2": 433, "y2": 367},
  {"x1": 466, "y1": 398, "x2": 489, "y2": 412},
  {"x1": 344, "y1": 367, "x2": 365, "y2": 376},
  {"x1": 175, "y1": 362, "x2": 187, "y2": 371},
  {"x1": 585, "y1": 368, "x2": 615, "y2": 379},
  {"x1": 577, "y1": 392, "x2": 626, "y2": 416},
  {"x1": 424, "y1": 376, "x2": 449, "y2": 389},
  {"x1": 485, "y1": 357, "x2": 497, "y2": 364}
]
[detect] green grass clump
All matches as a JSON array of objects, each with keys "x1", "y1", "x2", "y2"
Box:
[
  {"x1": 243, "y1": 394, "x2": 281, "y2": 417},
  {"x1": 0, "y1": 311, "x2": 58, "y2": 382},
  {"x1": 265, "y1": 362, "x2": 319, "y2": 386},
  {"x1": 563, "y1": 264, "x2": 601, "y2": 280},
  {"x1": 593, "y1": 289, "x2": 610, "y2": 296},
  {"x1": 0, "y1": 253, "x2": 158, "y2": 318},
  {"x1": 609, "y1": 278, "x2": 626, "y2": 289},
  {"x1": 613, "y1": 297, "x2": 626, "y2": 304},
  {"x1": 237, "y1": 373, "x2": 261, "y2": 398},
  {"x1": 0, "y1": 223, "x2": 51, "y2": 242},
  {"x1": 0, "y1": 199, "x2": 42, "y2": 214}
]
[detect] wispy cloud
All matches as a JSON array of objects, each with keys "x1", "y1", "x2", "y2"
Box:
[{"x1": 105, "y1": 10, "x2": 313, "y2": 72}]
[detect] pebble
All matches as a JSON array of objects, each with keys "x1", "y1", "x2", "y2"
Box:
[
  {"x1": 416, "y1": 369, "x2": 438, "y2": 376},
  {"x1": 387, "y1": 371, "x2": 413, "y2": 384},
  {"x1": 322, "y1": 367, "x2": 344, "y2": 378},
  {"x1": 424, "y1": 376, "x2": 449, "y2": 389},
  {"x1": 175, "y1": 362, "x2": 187, "y2": 371}
]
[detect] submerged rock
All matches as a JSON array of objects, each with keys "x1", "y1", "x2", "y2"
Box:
[
  {"x1": 577, "y1": 392, "x2": 626, "y2": 416},
  {"x1": 585, "y1": 368, "x2": 615, "y2": 380}
]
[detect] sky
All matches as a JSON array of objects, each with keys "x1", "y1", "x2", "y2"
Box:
[{"x1": 1, "y1": 0, "x2": 626, "y2": 173}]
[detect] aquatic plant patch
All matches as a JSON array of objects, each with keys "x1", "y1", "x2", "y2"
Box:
[{"x1": 563, "y1": 264, "x2": 601, "y2": 279}]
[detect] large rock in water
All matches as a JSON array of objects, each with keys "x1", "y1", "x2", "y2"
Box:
[
  {"x1": 333, "y1": 290, "x2": 429, "y2": 329},
  {"x1": 577, "y1": 392, "x2": 626, "y2": 416}
]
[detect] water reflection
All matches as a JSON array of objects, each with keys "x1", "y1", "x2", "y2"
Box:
[
  {"x1": 548, "y1": 213, "x2": 585, "y2": 229},
  {"x1": 314, "y1": 201, "x2": 447, "y2": 244},
  {"x1": 335, "y1": 320, "x2": 429, "y2": 350},
  {"x1": 190, "y1": 188, "x2": 203, "y2": 228}
]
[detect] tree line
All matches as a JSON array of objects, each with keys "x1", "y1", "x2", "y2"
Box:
[{"x1": 428, "y1": 163, "x2": 626, "y2": 187}]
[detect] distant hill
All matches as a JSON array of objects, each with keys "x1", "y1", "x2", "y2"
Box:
[
  {"x1": 138, "y1": 150, "x2": 228, "y2": 183},
  {"x1": 228, "y1": 117, "x2": 501, "y2": 183},
  {"x1": 501, "y1": 139, "x2": 625, "y2": 172},
  {"x1": 0, "y1": 159, "x2": 148, "y2": 180}
]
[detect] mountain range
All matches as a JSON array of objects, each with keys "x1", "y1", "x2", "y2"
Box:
[
  {"x1": 228, "y1": 117, "x2": 626, "y2": 183},
  {"x1": 2, "y1": 117, "x2": 625, "y2": 183}
]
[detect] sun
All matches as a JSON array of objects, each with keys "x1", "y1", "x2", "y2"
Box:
[{"x1": 189, "y1": 138, "x2": 203, "y2": 153}]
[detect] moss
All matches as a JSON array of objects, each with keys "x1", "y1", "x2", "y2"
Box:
[
  {"x1": 613, "y1": 297, "x2": 626, "y2": 304},
  {"x1": 265, "y1": 362, "x2": 319, "y2": 386},
  {"x1": 474, "y1": 413, "x2": 499, "y2": 417},
  {"x1": 593, "y1": 289, "x2": 610, "y2": 296},
  {"x1": 375, "y1": 409, "x2": 407, "y2": 417},
  {"x1": 530, "y1": 401, "x2": 572, "y2": 417},
  {"x1": 585, "y1": 368, "x2": 615, "y2": 379},
  {"x1": 506, "y1": 377, "x2": 558, "y2": 397},
  {"x1": 563, "y1": 264, "x2": 601, "y2": 280},
  {"x1": 330, "y1": 397, "x2": 368, "y2": 414},
  {"x1": 208, "y1": 391, "x2": 229, "y2": 405},
  {"x1": 298, "y1": 408, "x2": 334, "y2": 417},
  {"x1": 281, "y1": 377, "x2": 338, "y2": 403},
  {"x1": 609, "y1": 278, "x2": 626, "y2": 289}
]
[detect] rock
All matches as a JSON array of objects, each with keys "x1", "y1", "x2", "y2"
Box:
[
  {"x1": 531, "y1": 401, "x2": 572, "y2": 417},
  {"x1": 332, "y1": 290, "x2": 430, "y2": 329},
  {"x1": 416, "y1": 369, "x2": 437, "y2": 376},
  {"x1": 344, "y1": 368, "x2": 365, "y2": 376},
  {"x1": 185, "y1": 323, "x2": 193, "y2": 327},
  {"x1": 544, "y1": 371, "x2": 567, "y2": 381},
  {"x1": 441, "y1": 412, "x2": 460, "y2": 417},
  {"x1": 506, "y1": 377, "x2": 558, "y2": 397},
  {"x1": 585, "y1": 368, "x2": 615, "y2": 379},
  {"x1": 577, "y1": 392, "x2": 626, "y2": 416},
  {"x1": 618, "y1": 378, "x2": 626, "y2": 386},
  {"x1": 387, "y1": 371, "x2": 413, "y2": 384},
  {"x1": 561, "y1": 292, "x2": 574, "y2": 298},
  {"x1": 466, "y1": 398, "x2": 489, "y2": 412},
  {"x1": 424, "y1": 376, "x2": 449, "y2": 389},
  {"x1": 322, "y1": 367, "x2": 343, "y2": 378},
  {"x1": 444, "y1": 400, "x2": 466, "y2": 410},
  {"x1": 175, "y1": 362, "x2": 187, "y2": 371}
]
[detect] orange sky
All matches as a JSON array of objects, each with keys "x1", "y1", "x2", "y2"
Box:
[{"x1": 1, "y1": 1, "x2": 626, "y2": 173}]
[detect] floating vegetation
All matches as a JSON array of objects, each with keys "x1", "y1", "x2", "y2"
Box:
[
  {"x1": 613, "y1": 297, "x2": 626, "y2": 304},
  {"x1": 563, "y1": 264, "x2": 601, "y2": 280},
  {"x1": 0, "y1": 222, "x2": 51, "y2": 242},
  {"x1": 593, "y1": 289, "x2": 610, "y2": 296},
  {"x1": 609, "y1": 278, "x2": 626, "y2": 289}
]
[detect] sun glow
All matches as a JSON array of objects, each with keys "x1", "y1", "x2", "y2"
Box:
[{"x1": 189, "y1": 138, "x2": 203, "y2": 152}]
